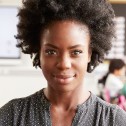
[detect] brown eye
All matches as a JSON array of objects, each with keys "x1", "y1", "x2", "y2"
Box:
[
  {"x1": 45, "y1": 49, "x2": 57, "y2": 55},
  {"x1": 71, "y1": 50, "x2": 83, "y2": 56}
]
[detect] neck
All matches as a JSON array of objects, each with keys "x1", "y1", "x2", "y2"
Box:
[{"x1": 44, "y1": 85, "x2": 90, "y2": 111}]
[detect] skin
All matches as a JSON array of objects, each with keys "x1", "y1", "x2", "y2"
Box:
[
  {"x1": 114, "y1": 67, "x2": 125, "y2": 77},
  {"x1": 40, "y1": 20, "x2": 91, "y2": 126}
]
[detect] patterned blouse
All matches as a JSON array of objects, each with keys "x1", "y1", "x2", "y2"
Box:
[{"x1": 0, "y1": 89, "x2": 126, "y2": 126}]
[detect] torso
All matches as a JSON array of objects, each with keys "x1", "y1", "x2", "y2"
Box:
[{"x1": 1, "y1": 89, "x2": 126, "y2": 126}]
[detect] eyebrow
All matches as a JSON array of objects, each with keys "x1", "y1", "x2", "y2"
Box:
[
  {"x1": 44, "y1": 43, "x2": 85, "y2": 49},
  {"x1": 44, "y1": 44, "x2": 59, "y2": 49}
]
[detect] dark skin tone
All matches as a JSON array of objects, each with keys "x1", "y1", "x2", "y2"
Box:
[{"x1": 40, "y1": 20, "x2": 91, "y2": 126}]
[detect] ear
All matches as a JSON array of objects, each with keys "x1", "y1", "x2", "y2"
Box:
[{"x1": 88, "y1": 47, "x2": 92, "y2": 63}]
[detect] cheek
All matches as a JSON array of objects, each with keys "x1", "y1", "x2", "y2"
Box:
[
  {"x1": 40, "y1": 52, "x2": 49, "y2": 68},
  {"x1": 40, "y1": 54, "x2": 55, "y2": 76},
  {"x1": 40, "y1": 63, "x2": 53, "y2": 81},
  {"x1": 75, "y1": 55, "x2": 89, "y2": 73},
  {"x1": 40, "y1": 54, "x2": 48, "y2": 74},
  {"x1": 40, "y1": 58, "x2": 53, "y2": 72}
]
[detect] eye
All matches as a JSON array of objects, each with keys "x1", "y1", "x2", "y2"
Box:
[
  {"x1": 71, "y1": 50, "x2": 83, "y2": 56},
  {"x1": 45, "y1": 49, "x2": 57, "y2": 55}
]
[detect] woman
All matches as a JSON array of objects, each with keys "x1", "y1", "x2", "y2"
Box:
[
  {"x1": 0, "y1": 0, "x2": 126, "y2": 125},
  {"x1": 98, "y1": 59, "x2": 125, "y2": 103},
  {"x1": 105, "y1": 59, "x2": 125, "y2": 99}
]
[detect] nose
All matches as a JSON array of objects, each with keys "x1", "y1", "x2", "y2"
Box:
[{"x1": 56, "y1": 54, "x2": 71, "y2": 70}]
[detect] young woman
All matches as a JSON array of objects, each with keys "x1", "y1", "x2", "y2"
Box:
[
  {"x1": 105, "y1": 59, "x2": 125, "y2": 98},
  {"x1": 98, "y1": 59, "x2": 125, "y2": 103},
  {"x1": 0, "y1": 0, "x2": 126, "y2": 125}
]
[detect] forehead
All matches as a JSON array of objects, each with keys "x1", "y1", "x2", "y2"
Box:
[{"x1": 41, "y1": 20, "x2": 90, "y2": 47}]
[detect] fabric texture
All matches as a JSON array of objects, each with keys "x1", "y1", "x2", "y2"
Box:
[{"x1": 0, "y1": 89, "x2": 126, "y2": 126}]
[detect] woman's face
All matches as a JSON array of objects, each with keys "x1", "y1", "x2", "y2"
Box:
[
  {"x1": 118, "y1": 66, "x2": 125, "y2": 76},
  {"x1": 40, "y1": 20, "x2": 91, "y2": 92}
]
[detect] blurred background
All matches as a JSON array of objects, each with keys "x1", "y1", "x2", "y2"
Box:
[{"x1": 0, "y1": 0, "x2": 126, "y2": 108}]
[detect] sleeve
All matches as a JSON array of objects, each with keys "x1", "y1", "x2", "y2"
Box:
[
  {"x1": 114, "y1": 106, "x2": 126, "y2": 126},
  {"x1": 0, "y1": 100, "x2": 14, "y2": 126}
]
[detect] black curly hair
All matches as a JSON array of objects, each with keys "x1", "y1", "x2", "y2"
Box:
[{"x1": 16, "y1": 0, "x2": 115, "y2": 72}]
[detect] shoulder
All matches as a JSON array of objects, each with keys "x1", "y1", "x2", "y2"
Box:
[
  {"x1": 92, "y1": 94, "x2": 126, "y2": 125},
  {"x1": 93, "y1": 93, "x2": 116, "y2": 108},
  {"x1": 91, "y1": 93, "x2": 117, "y2": 113},
  {"x1": 1, "y1": 89, "x2": 42, "y2": 108},
  {"x1": 0, "y1": 89, "x2": 43, "y2": 110},
  {"x1": 114, "y1": 105, "x2": 126, "y2": 126},
  {"x1": 0, "y1": 89, "x2": 43, "y2": 125}
]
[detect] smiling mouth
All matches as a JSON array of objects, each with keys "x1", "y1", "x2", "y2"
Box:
[
  {"x1": 53, "y1": 74, "x2": 76, "y2": 84},
  {"x1": 54, "y1": 74, "x2": 76, "y2": 78}
]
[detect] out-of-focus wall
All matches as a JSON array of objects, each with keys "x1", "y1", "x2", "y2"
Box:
[
  {"x1": 0, "y1": 0, "x2": 21, "y2": 6},
  {"x1": 0, "y1": 66, "x2": 47, "y2": 107},
  {"x1": 110, "y1": 0, "x2": 126, "y2": 4}
]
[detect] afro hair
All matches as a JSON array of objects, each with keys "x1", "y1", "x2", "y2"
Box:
[{"x1": 16, "y1": 0, "x2": 115, "y2": 72}]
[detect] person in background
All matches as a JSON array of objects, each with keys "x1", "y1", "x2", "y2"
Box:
[
  {"x1": 1, "y1": 0, "x2": 126, "y2": 126},
  {"x1": 98, "y1": 59, "x2": 125, "y2": 104}
]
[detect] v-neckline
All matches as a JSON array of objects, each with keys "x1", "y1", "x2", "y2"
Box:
[{"x1": 40, "y1": 89, "x2": 94, "y2": 126}]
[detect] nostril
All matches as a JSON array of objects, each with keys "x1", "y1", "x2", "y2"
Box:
[
  {"x1": 56, "y1": 58, "x2": 71, "y2": 70},
  {"x1": 55, "y1": 53, "x2": 72, "y2": 70}
]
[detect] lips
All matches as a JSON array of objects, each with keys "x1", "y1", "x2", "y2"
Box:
[
  {"x1": 54, "y1": 74, "x2": 75, "y2": 78},
  {"x1": 53, "y1": 74, "x2": 76, "y2": 84}
]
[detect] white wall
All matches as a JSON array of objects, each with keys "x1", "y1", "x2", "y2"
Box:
[
  {"x1": 0, "y1": 60, "x2": 47, "y2": 107},
  {"x1": 0, "y1": 0, "x2": 21, "y2": 6}
]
